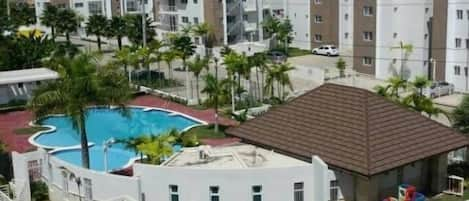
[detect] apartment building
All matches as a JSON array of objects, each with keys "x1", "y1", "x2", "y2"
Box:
[{"x1": 155, "y1": 0, "x2": 284, "y2": 45}]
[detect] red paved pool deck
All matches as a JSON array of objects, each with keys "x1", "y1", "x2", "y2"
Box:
[{"x1": 0, "y1": 95, "x2": 238, "y2": 153}]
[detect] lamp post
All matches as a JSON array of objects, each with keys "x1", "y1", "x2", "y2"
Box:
[
  {"x1": 103, "y1": 137, "x2": 116, "y2": 173},
  {"x1": 214, "y1": 56, "x2": 219, "y2": 133},
  {"x1": 141, "y1": 0, "x2": 146, "y2": 47}
]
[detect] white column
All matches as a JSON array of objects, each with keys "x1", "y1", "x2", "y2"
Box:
[
  {"x1": 223, "y1": 0, "x2": 228, "y2": 45},
  {"x1": 257, "y1": 0, "x2": 263, "y2": 41}
]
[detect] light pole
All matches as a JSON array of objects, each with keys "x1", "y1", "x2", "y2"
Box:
[
  {"x1": 103, "y1": 137, "x2": 116, "y2": 173},
  {"x1": 141, "y1": 0, "x2": 146, "y2": 47},
  {"x1": 214, "y1": 57, "x2": 219, "y2": 133}
]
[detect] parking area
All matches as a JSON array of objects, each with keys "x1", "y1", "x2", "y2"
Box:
[
  {"x1": 434, "y1": 93, "x2": 465, "y2": 108},
  {"x1": 287, "y1": 54, "x2": 353, "y2": 71}
]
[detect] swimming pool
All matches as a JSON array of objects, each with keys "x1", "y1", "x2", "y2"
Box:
[{"x1": 30, "y1": 107, "x2": 204, "y2": 171}]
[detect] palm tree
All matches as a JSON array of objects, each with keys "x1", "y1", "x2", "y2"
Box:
[
  {"x1": 136, "y1": 46, "x2": 157, "y2": 83},
  {"x1": 116, "y1": 136, "x2": 146, "y2": 161},
  {"x1": 56, "y1": 9, "x2": 79, "y2": 44},
  {"x1": 275, "y1": 63, "x2": 295, "y2": 100},
  {"x1": 264, "y1": 65, "x2": 277, "y2": 99},
  {"x1": 29, "y1": 53, "x2": 132, "y2": 169},
  {"x1": 136, "y1": 134, "x2": 175, "y2": 165},
  {"x1": 148, "y1": 40, "x2": 164, "y2": 84},
  {"x1": 188, "y1": 55, "x2": 209, "y2": 104},
  {"x1": 248, "y1": 53, "x2": 268, "y2": 100},
  {"x1": 107, "y1": 16, "x2": 127, "y2": 50},
  {"x1": 387, "y1": 76, "x2": 408, "y2": 99},
  {"x1": 262, "y1": 15, "x2": 280, "y2": 49},
  {"x1": 192, "y1": 22, "x2": 212, "y2": 57},
  {"x1": 223, "y1": 52, "x2": 248, "y2": 101},
  {"x1": 202, "y1": 75, "x2": 233, "y2": 132},
  {"x1": 85, "y1": 15, "x2": 108, "y2": 51},
  {"x1": 391, "y1": 41, "x2": 414, "y2": 79},
  {"x1": 276, "y1": 18, "x2": 293, "y2": 54},
  {"x1": 124, "y1": 14, "x2": 156, "y2": 47},
  {"x1": 161, "y1": 50, "x2": 178, "y2": 82},
  {"x1": 114, "y1": 47, "x2": 135, "y2": 77},
  {"x1": 453, "y1": 95, "x2": 469, "y2": 133},
  {"x1": 411, "y1": 76, "x2": 430, "y2": 96},
  {"x1": 40, "y1": 4, "x2": 59, "y2": 40},
  {"x1": 172, "y1": 34, "x2": 196, "y2": 99}
]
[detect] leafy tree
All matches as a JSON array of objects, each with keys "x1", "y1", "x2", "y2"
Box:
[
  {"x1": 223, "y1": 52, "x2": 248, "y2": 100},
  {"x1": 188, "y1": 55, "x2": 209, "y2": 104},
  {"x1": 336, "y1": 58, "x2": 346, "y2": 78},
  {"x1": 137, "y1": 134, "x2": 176, "y2": 164},
  {"x1": 40, "y1": 4, "x2": 59, "y2": 40},
  {"x1": 202, "y1": 74, "x2": 233, "y2": 132},
  {"x1": 56, "y1": 9, "x2": 79, "y2": 43},
  {"x1": 106, "y1": 16, "x2": 127, "y2": 50},
  {"x1": 136, "y1": 46, "x2": 157, "y2": 82},
  {"x1": 453, "y1": 95, "x2": 469, "y2": 134},
  {"x1": 116, "y1": 136, "x2": 146, "y2": 161},
  {"x1": 265, "y1": 63, "x2": 295, "y2": 100},
  {"x1": 262, "y1": 15, "x2": 280, "y2": 41},
  {"x1": 171, "y1": 33, "x2": 196, "y2": 71},
  {"x1": 277, "y1": 18, "x2": 293, "y2": 54},
  {"x1": 148, "y1": 40, "x2": 164, "y2": 85},
  {"x1": 192, "y1": 22, "x2": 214, "y2": 57},
  {"x1": 161, "y1": 50, "x2": 178, "y2": 81},
  {"x1": 124, "y1": 14, "x2": 156, "y2": 47},
  {"x1": 391, "y1": 41, "x2": 414, "y2": 79},
  {"x1": 86, "y1": 15, "x2": 108, "y2": 51},
  {"x1": 10, "y1": 2, "x2": 36, "y2": 26},
  {"x1": 114, "y1": 47, "x2": 136, "y2": 77},
  {"x1": 29, "y1": 53, "x2": 132, "y2": 169}
]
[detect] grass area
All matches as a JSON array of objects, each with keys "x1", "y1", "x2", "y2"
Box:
[
  {"x1": 184, "y1": 125, "x2": 227, "y2": 139},
  {"x1": 14, "y1": 127, "x2": 49, "y2": 135},
  {"x1": 428, "y1": 191, "x2": 469, "y2": 201},
  {"x1": 272, "y1": 47, "x2": 312, "y2": 57}
]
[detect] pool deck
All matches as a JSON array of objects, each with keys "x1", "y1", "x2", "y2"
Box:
[{"x1": 0, "y1": 95, "x2": 238, "y2": 153}]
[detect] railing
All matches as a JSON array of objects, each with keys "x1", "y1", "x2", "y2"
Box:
[
  {"x1": 160, "y1": 5, "x2": 177, "y2": 12},
  {"x1": 10, "y1": 180, "x2": 30, "y2": 201},
  {"x1": 0, "y1": 185, "x2": 11, "y2": 201}
]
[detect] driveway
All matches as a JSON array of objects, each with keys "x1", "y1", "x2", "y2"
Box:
[{"x1": 288, "y1": 54, "x2": 353, "y2": 70}]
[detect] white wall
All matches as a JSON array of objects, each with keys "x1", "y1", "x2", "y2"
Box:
[
  {"x1": 0, "y1": 82, "x2": 43, "y2": 104},
  {"x1": 445, "y1": 0, "x2": 469, "y2": 92},
  {"x1": 375, "y1": 0, "x2": 433, "y2": 80},
  {"x1": 339, "y1": 0, "x2": 354, "y2": 56},
  {"x1": 134, "y1": 156, "x2": 330, "y2": 201},
  {"x1": 286, "y1": 0, "x2": 311, "y2": 50}
]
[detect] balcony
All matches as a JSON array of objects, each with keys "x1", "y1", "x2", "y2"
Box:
[{"x1": 160, "y1": 5, "x2": 177, "y2": 14}]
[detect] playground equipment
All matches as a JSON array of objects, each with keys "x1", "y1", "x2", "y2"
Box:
[{"x1": 383, "y1": 184, "x2": 424, "y2": 201}]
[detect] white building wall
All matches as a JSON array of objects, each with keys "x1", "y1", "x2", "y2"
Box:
[
  {"x1": 286, "y1": 0, "x2": 311, "y2": 50},
  {"x1": 445, "y1": 0, "x2": 469, "y2": 92},
  {"x1": 339, "y1": 0, "x2": 354, "y2": 56},
  {"x1": 375, "y1": 0, "x2": 433, "y2": 80}
]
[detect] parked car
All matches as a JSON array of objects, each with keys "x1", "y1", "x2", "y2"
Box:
[
  {"x1": 312, "y1": 45, "x2": 339, "y2": 56},
  {"x1": 423, "y1": 81, "x2": 455, "y2": 98},
  {"x1": 267, "y1": 51, "x2": 287, "y2": 64}
]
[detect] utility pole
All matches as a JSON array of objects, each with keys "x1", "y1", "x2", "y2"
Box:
[{"x1": 141, "y1": 0, "x2": 146, "y2": 47}]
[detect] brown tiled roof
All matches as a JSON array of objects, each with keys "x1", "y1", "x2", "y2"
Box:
[{"x1": 226, "y1": 83, "x2": 469, "y2": 176}]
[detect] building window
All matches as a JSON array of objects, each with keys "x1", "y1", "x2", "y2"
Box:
[
  {"x1": 456, "y1": 38, "x2": 462, "y2": 48},
  {"x1": 314, "y1": 0, "x2": 322, "y2": 5},
  {"x1": 84, "y1": 178, "x2": 93, "y2": 201},
  {"x1": 252, "y1": 185, "x2": 262, "y2": 201},
  {"x1": 457, "y1": 10, "x2": 464, "y2": 19},
  {"x1": 74, "y1": 2, "x2": 84, "y2": 8},
  {"x1": 363, "y1": 57, "x2": 372, "y2": 66},
  {"x1": 181, "y1": 0, "x2": 188, "y2": 4},
  {"x1": 294, "y1": 182, "x2": 304, "y2": 201},
  {"x1": 455, "y1": 65, "x2": 461, "y2": 75},
  {"x1": 344, "y1": 13, "x2": 349, "y2": 20},
  {"x1": 425, "y1": 7, "x2": 429, "y2": 13},
  {"x1": 393, "y1": 32, "x2": 398, "y2": 38},
  {"x1": 88, "y1": 1, "x2": 102, "y2": 15},
  {"x1": 126, "y1": 0, "x2": 138, "y2": 12},
  {"x1": 182, "y1": 16, "x2": 189, "y2": 23},
  {"x1": 344, "y1": 32, "x2": 349, "y2": 39},
  {"x1": 193, "y1": 17, "x2": 199, "y2": 24},
  {"x1": 363, "y1": 31, "x2": 373, "y2": 41},
  {"x1": 210, "y1": 186, "x2": 220, "y2": 201},
  {"x1": 363, "y1": 6, "x2": 373, "y2": 16},
  {"x1": 169, "y1": 185, "x2": 179, "y2": 201},
  {"x1": 193, "y1": 0, "x2": 198, "y2": 3},
  {"x1": 314, "y1": 34, "x2": 322, "y2": 42},
  {"x1": 17, "y1": 83, "x2": 24, "y2": 89},
  {"x1": 330, "y1": 180, "x2": 339, "y2": 201},
  {"x1": 314, "y1": 15, "x2": 323, "y2": 23}
]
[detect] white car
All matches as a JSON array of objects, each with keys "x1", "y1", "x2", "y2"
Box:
[{"x1": 312, "y1": 45, "x2": 339, "y2": 56}]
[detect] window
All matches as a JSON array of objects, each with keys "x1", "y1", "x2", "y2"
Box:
[
  {"x1": 210, "y1": 186, "x2": 220, "y2": 201},
  {"x1": 363, "y1": 31, "x2": 373, "y2": 41},
  {"x1": 466, "y1": 39, "x2": 469, "y2": 49},
  {"x1": 181, "y1": 0, "x2": 188, "y2": 4},
  {"x1": 194, "y1": 37, "x2": 200, "y2": 45},
  {"x1": 314, "y1": 0, "x2": 322, "y2": 5},
  {"x1": 294, "y1": 182, "x2": 304, "y2": 201},
  {"x1": 314, "y1": 34, "x2": 322, "y2": 42},
  {"x1": 456, "y1": 38, "x2": 462, "y2": 48},
  {"x1": 457, "y1": 10, "x2": 464, "y2": 19},
  {"x1": 74, "y1": 2, "x2": 84, "y2": 8},
  {"x1": 455, "y1": 65, "x2": 461, "y2": 75},
  {"x1": 169, "y1": 185, "x2": 179, "y2": 201},
  {"x1": 393, "y1": 7, "x2": 398, "y2": 12},
  {"x1": 314, "y1": 15, "x2": 323, "y2": 23},
  {"x1": 126, "y1": 0, "x2": 138, "y2": 12},
  {"x1": 330, "y1": 180, "x2": 339, "y2": 201},
  {"x1": 17, "y1": 83, "x2": 24, "y2": 89},
  {"x1": 252, "y1": 185, "x2": 262, "y2": 201},
  {"x1": 88, "y1": 1, "x2": 102, "y2": 15},
  {"x1": 193, "y1": 0, "x2": 198, "y2": 3},
  {"x1": 363, "y1": 57, "x2": 372, "y2": 65},
  {"x1": 363, "y1": 6, "x2": 373, "y2": 16},
  {"x1": 425, "y1": 7, "x2": 429, "y2": 13},
  {"x1": 193, "y1": 17, "x2": 199, "y2": 24},
  {"x1": 393, "y1": 32, "x2": 398, "y2": 38},
  {"x1": 182, "y1": 16, "x2": 189, "y2": 23},
  {"x1": 344, "y1": 32, "x2": 349, "y2": 39},
  {"x1": 344, "y1": 13, "x2": 349, "y2": 20},
  {"x1": 84, "y1": 178, "x2": 93, "y2": 201},
  {"x1": 465, "y1": 67, "x2": 468, "y2": 77}
]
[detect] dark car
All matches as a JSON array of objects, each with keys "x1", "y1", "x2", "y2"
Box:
[{"x1": 267, "y1": 51, "x2": 287, "y2": 64}]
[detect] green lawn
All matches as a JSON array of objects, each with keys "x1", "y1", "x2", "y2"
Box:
[
  {"x1": 271, "y1": 47, "x2": 312, "y2": 57},
  {"x1": 184, "y1": 125, "x2": 227, "y2": 139},
  {"x1": 14, "y1": 127, "x2": 49, "y2": 135}
]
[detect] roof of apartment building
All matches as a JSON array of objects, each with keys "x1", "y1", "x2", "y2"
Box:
[
  {"x1": 226, "y1": 83, "x2": 469, "y2": 176},
  {"x1": 0, "y1": 68, "x2": 59, "y2": 85}
]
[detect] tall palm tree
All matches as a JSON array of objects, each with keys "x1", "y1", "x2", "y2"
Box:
[
  {"x1": 116, "y1": 136, "x2": 146, "y2": 161},
  {"x1": 191, "y1": 22, "x2": 212, "y2": 57},
  {"x1": 107, "y1": 16, "x2": 127, "y2": 50},
  {"x1": 172, "y1": 34, "x2": 196, "y2": 98},
  {"x1": 411, "y1": 76, "x2": 430, "y2": 96},
  {"x1": 85, "y1": 15, "x2": 108, "y2": 51},
  {"x1": 161, "y1": 50, "x2": 178, "y2": 82},
  {"x1": 148, "y1": 40, "x2": 164, "y2": 82},
  {"x1": 391, "y1": 41, "x2": 414, "y2": 79},
  {"x1": 56, "y1": 9, "x2": 78, "y2": 44},
  {"x1": 136, "y1": 46, "x2": 157, "y2": 82},
  {"x1": 262, "y1": 15, "x2": 280, "y2": 49},
  {"x1": 276, "y1": 63, "x2": 295, "y2": 100},
  {"x1": 188, "y1": 55, "x2": 209, "y2": 104},
  {"x1": 40, "y1": 4, "x2": 59, "y2": 40},
  {"x1": 29, "y1": 53, "x2": 132, "y2": 169},
  {"x1": 249, "y1": 53, "x2": 268, "y2": 100},
  {"x1": 202, "y1": 75, "x2": 233, "y2": 132},
  {"x1": 136, "y1": 134, "x2": 175, "y2": 165},
  {"x1": 114, "y1": 47, "x2": 135, "y2": 77},
  {"x1": 124, "y1": 14, "x2": 156, "y2": 47},
  {"x1": 223, "y1": 52, "x2": 248, "y2": 102}
]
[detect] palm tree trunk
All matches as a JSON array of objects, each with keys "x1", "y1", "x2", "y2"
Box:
[
  {"x1": 78, "y1": 112, "x2": 90, "y2": 169},
  {"x1": 51, "y1": 26, "x2": 56, "y2": 41},
  {"x1": 196, "y1": 75, "x2": 200, "y2": 104},
  {"x1": 255, "y1": 67, "x2": 260, "y2": 101},
  {"x1": 214, "y1": 61, "x2": 219, "y2": 133},
  {"x1": 117, "y1": 37, "x2": 122, "y2": 50},
  {"x1": 97, "y1": 35, "x2": 101, "y2": 51},
  {"x1": 66, "y1": 32, "x2": 70, "y2": 44}
]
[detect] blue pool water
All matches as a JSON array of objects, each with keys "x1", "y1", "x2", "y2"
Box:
[{"x1": 33, "y1": 107, "x2": 201, "y2": 171}]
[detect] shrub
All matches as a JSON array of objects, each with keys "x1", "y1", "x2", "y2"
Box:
[
  {"x1": 448, "y1": 162, "x2": 469, "y2": 179},
  {"x1": 181, "y1": 132, "x2": 199, "y2": 147},
  {"x1": 30, "y1": 181, "x2": 49, "y2": 201}
]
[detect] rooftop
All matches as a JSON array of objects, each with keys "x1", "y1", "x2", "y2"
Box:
[
  {"x1": 162, "y1": 143, "x2": 310, "y2": 169},
  {"x1": 0, "y1": 68, "x2": 59, "y2": 85},
  {"x1": 226, "y1": 83, "x2": 469, "y2": 176}
]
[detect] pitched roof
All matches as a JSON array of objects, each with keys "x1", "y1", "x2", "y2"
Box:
[{"x1": 226, "y1": 83, "x2": 469, "y2": 176}]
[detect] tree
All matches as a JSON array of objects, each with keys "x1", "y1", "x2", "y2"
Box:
[
  {"x1": 453, "y1": 95, "x2": 469, "y2": 133},
  {"x1": 107, "y1": 16, "x2": 127, "y2": 50},
  {"x1": 116, "y1": 136, "x2": 146, "y2": 161},
  {"x1": 40, "y1": 4, "x2": 59, "y2": 40},
  {"x1": 136, "y1": 46, "x2": 157, "y2": 82},
  {"x1": 391, "y1": 41, "x2": 414, "y2": 79},
  {"x1": 56, "y1": 9, "x2": 79, "y2": 43},
  {"x1": 336, "y1": 58, "x2": 346, "y2": 78},
  {"x1": 172, "y1": 34, "x2": 196, "y2": 99},
  {"x1": 188, "y1": 55, "x2": 209, "y2": 104},
  {"x1": 86, "y1": 15, "x2": 108, "y2": 51},
  {"x1": 148, "y1": 39, "x2": 164, "y2": 84},
  {"x1": 275, "y1": 63, "x2": 295, "y2": 100},
  {"x1": 161, "y1": 50, "x2": 178, "y2": 81},
  {"x1": 223, "y1": 52, "x2": 248, "y2": 101},
  {"x1": 136, "y1": 134, "x2": 176, "y2": 165},
  {"x1": 124, "y1": 14, "x2": 156, "y2": 47},
  {"x1": 10, "y1": 2, "x2": 36, "y2": 26},
  {"x1": 262, "y1": 15, "x2": 280, "y2": 48},
  {"x1": 277, "y1": 18, "x2": 293, "y2": 54},
  {"x1": 29, "y1": 53, "x2": 132, "y2": 169},
  {"x1": 192, "y1": 22, "x2": 213, "y2": 57},
  {"x1": 202, "y1": 75, "x2": 233, "y2": 132}
]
